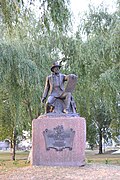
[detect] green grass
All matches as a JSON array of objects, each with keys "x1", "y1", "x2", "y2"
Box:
[
  {"x1": 0, "y1": 151, "x2": 29, "y2": 160},
  {"x1": 86, "y1": 149, "x2": 120, "y2": 165},
  {"x1": 0, "y1": 151, "x2": 29, "y2": 173}
]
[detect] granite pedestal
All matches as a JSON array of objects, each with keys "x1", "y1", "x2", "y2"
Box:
[{"x1": 31, "y1": 114, "x2": 86, "y2": 166}]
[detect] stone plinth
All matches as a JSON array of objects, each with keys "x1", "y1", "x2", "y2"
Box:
[{"x1": 31, "y1": 115, "x2": 86, "y2": 166}]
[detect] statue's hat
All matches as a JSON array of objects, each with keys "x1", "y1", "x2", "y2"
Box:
[{"x1": 51, "y1": 61, "x2": 61, "y2": 72}]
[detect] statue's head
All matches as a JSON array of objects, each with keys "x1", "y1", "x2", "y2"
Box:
[{"x1": 51, "y1": 61, "x2": 61, "y2": 72}]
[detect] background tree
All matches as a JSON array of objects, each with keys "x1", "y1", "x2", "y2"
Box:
[
  {"x1": 0, "y1": 0, "x2": 72, "y2": 160},
  {"x1": 60, "y1": 5, "x2": 120, "y2": 153}
]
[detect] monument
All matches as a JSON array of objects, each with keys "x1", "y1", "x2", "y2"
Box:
[{"x1": 31, "y1": 61, "x2": 86, "y2": 166}]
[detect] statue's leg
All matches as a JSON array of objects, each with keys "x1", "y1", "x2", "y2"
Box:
[
  {"x1": 60, "y1": 92, "x2": 71, "y2": 113},
  {"x1": 45, "y1": 96, "x2": 56, "y2": 113}
]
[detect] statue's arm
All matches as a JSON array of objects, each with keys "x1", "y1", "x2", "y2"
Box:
[
  {"x1": 41, "y1": 76, "x2": 50, "y2": 102},
  {"x1": 64, "y1": 74, "x2": 69, "y2": 81}
]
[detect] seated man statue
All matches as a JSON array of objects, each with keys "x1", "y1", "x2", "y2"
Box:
[{"x1": 41, "y1": 61, "x2": 77, "y2": 114}]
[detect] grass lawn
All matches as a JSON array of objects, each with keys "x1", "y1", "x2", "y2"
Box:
[
  {"x1": 85, "y1": 149, "x2": 120, "y2": 165},
  {"x1": 0, "y1": 149, "x2": 120, "y2": 173},
  {"x1": 0, "y1": 151, "x2": 29, "y2": 173}
]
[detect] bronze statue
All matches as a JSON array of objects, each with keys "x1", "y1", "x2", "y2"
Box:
[{"x1": 41, "y1": 61, "x2": 77, "y2": 114}]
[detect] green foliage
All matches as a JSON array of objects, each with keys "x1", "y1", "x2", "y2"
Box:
[
  {"x1": 0, "y1": 0, "x2": 71, "y2": 34},
  {"x1": 47, "y1": 0, "x2": 71, "y2": 31},
  {"x1": 60, "y1": 5, "x2": 120, "y2": 151},
  {"x1": 0, "y1": 1, "x2": 72, "y2": 143}
]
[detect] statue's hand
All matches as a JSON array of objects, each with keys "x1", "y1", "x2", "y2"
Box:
[{"x1": 41, "y1": 97, "x2": 46, "y2": 103}]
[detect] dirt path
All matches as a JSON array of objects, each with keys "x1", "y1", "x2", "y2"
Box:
[{"x1": 0, "y1": 164, "x2": 120, "y2": 180}]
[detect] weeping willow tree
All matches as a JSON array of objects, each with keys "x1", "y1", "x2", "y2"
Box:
[
  {"x1": 0, "y1": 0, "x2": 71, "y2": 34},
  {"x1": 81, "y1": 5, "x2": 120, "y2": 153},
  {"x1": 0, "y1": 0, "x2": 72, "y2": 160},
  {"x1": 60, "y1": 4, "x2": 120, "y2": 153}
]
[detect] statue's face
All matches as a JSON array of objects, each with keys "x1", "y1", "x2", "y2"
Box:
[{"x1": 53, "y1": 66, "x2": 60, "y2": 74}]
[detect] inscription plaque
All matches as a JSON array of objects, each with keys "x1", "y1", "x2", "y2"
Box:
[{"x1": 43, "y1": 125, "x2": 75, "y2": 151}]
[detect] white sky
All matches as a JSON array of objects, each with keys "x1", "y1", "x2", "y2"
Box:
[
  {"x1": 70, "y1": 0, "x2": 117, "y2": 15},
  {"x1": 70, "y1": 0, "x2": 117, "y2": 32}
]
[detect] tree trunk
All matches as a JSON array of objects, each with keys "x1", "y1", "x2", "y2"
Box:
[
  {"x1": 12, "y1": 128, "x2": 16, "y2": 161},
  {"x1": 10, "y1": 139, "x2": 13, "y2": 148},
  {"x1": 27, "y1": 101, "x2": 33, "y2": 121},
  {"x1": 99, "y1": 128, "x2": 103, "y2": 154}
]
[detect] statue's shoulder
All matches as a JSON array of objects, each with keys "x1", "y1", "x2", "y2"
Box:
[
  {"x1": 59, "y1": 73, "x2": 66, "y2": 77},
  {"x1": 47, "y1": 74, "x2": 52, "y2": 79}
]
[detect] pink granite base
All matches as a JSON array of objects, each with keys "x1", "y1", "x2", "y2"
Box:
[{"x1": 31, "y1": 115, "x2": 86, "y2": 166}]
